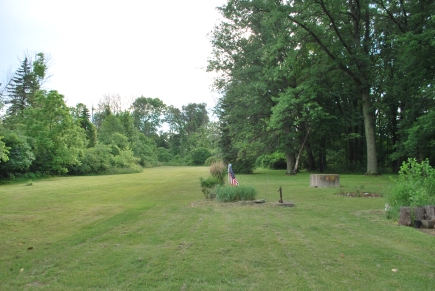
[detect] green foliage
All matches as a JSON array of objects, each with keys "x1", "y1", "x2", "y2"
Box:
[
  {"x1": 231, "y1": 158, "x2": 256, "y2": 174},
  {"x1": 131, "y1": 134, "x2": 158, "y2": 167},
  {"x1": 96, "y1": 112, "x2": 158, "y2": 169},
  {"x1": 188, "y1": 147, "x2": 212, "y2": 165},
  {"x1": 131, "y1": 96, "x2": 166, "y2": 136},
  {"x1": 208, "y1": 0, "x2": 435, "y2": 174},
  {"x1": 24, "y1": 90, "x2": 86, "y2": 174},
  {"x1": 5, "y1": 53, "x2": 47, "y2": 115},
  {"x1": 181, "y1": 103, "x2": 209, "y2": 135},
  {"x1": 402, "y1": 110, "x2": 435, "y2": 164},
  {"x1": 0, "y1": 130, "x2": 34, "y2": 176},
  {"x1": 157, "y1": 147, "x2": 172, "y2": 163},
  {"x1": 386, "y1": 158, "x2": 435, "y2": 219},
  {"x1": 111, "y1": 148, "x2": 139, "y2": 168},
  {"x1": 73, "y1": 144, "x2": 112, "y2": 174},
  {"x1": 0, "y1": 136, "x2": 9, "y2": 164},
  {"x1": 98, "y1": 114, "x2": 125, "y2": 145},
  {"x1": 257, "y1": 152, "x2": 286, "y2": 169},
  {"x1": 72, "y1": 103, "x2": 97, "y2": 148},
  {"x1": 204, "y1": 156, "x2": 221, "y2": 166},
  {"x1": 199, "y1": 161, "x2": 227, "y2": 199},
  {"x1": 199, "y1": 176, "x2": 220, "y2": 199},
  {"x1": 215, "y1": 185, "x2": 257, "y2": 202}
]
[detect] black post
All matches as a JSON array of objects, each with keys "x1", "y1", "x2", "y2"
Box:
[{"x1": 278, "y1": 186, "x2": 283, "y2": 203}]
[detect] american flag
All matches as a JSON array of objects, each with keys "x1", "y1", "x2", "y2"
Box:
[{"x1": 229, "y1": 172, "x2": 239, "y2": 186}]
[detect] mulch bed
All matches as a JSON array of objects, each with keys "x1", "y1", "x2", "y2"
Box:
[{"x1": 339, "y1": 192, "x2": 382, "y2": 197}]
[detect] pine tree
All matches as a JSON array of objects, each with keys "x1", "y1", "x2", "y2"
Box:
[{"x1": 5, "y1": 53, "x2": 47, "y2": 116}]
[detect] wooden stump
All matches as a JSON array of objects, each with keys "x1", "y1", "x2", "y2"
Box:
[
  {"x1": 414, "y1": 206, "x2": 425, "y2": 220},
  {"x1": 424, "y1": 205, "x2": 435, "y2": 220},
  {"x1": 399, "y1": 207, "x2": 411, "y2": 226},
  {"x1": 421, "y1": 219, "x2": 435, "y2": 229},
  {"x1": 310, "y1": 174, "x2": 340, "y2": 188}
]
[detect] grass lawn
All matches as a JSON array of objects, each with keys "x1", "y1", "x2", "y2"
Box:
[{"x1": 0, "y1": 167, "x2": 434, "y2": 290}]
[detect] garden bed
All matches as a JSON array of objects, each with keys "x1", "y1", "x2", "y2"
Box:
[{"x1": 338, "y1": 192, "x2": 382, "y2": 197}]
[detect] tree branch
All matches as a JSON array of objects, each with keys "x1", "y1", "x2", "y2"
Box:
[
  {"x1": 318, "y1": 0, "x2": 353, "y2": 56},
  {"x1": 286, "y1": 14, "x2": 362, "y2": 85},
  {"x1": 374, "y1": 0, "x2": 406, "y2": 33}
]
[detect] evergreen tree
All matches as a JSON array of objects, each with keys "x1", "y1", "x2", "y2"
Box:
[{"x1": 5, "y1": 53, "x2": 47, "y2": 116}]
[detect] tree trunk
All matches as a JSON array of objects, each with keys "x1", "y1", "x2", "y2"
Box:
[
  {"x1": 318, "y1": 137, "x2": 326, "y2": 173},
  {"x1": 306, "y1": 141, "x2": 315, "y2": 171},
  {"x1": 284, "y1": 119, "x2": 294, "y2": 175},
  {"x1": 286, "y1": 152, "x2": 294, "y2": 175},
  {"x1": 361, "y1": 87, "x2": 378, "y2": 174}
]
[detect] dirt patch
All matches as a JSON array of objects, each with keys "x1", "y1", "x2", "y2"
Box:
[
  {"x1": 419, "y1": 228, "x2": 435, "y2": 236},
  {"x1": 339, "y1": 192, "x2": 382, "y2": 197}
]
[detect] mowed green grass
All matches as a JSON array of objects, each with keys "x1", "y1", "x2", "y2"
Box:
[{"x1": 0, "y1": 167, "x2": 434, "y2": 290}]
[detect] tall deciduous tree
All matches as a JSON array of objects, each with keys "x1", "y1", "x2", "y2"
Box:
[
  {"x1": 131, "y1": 97, "x2": 166, "y2": 137},
  {"x1": 24, "y1": 90, "x2": 86, "y2": 174},
  {"x1": 181, "y1": 103, "x2": 209, "y2": 135}
]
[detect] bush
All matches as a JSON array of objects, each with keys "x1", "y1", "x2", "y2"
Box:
[
  {"x1": 227, "y1": 159, "x2": 256, "y2": 174},
  {"x1": 199, "y1": 176, "x2": 220, "y2": 199},
  {"x1": 257, "y1": 152, "x2": 287, "y2": 169},
  {"x1": 204, "y1": 156, "x2": 221, "y2": 166},
  {"x1": 75, "y1": 144, "x2": 112, "y2": 174},
  {"x1": 111, "y1": 148, "x2": 139, "y2": 168},
  {"x1": 157, "y1": 147, "x2": 172, "y2": 163},
  {"x1": 189, "y1": 147, "x2": 212, "y2": 165},
  {"x1": 215, "y1": 185, "x2": 257, "y2": 202},
  {"x1": 386, "y1": 158, "x2": 435, "y2": 219}
]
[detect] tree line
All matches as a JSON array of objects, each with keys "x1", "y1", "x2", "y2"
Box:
[
  {"x1": 0, "y1": 53, "x2": 219, "y2": 180},
  {"x1": 2, "y1": 0, "x2": 434, "y2": 178},
  {"x1": 208, "y1": 0, "x2": 435, "y2": 174}
]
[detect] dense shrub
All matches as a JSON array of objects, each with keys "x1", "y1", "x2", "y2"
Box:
[
  {"x1": 215, "y1": 185, "x2": 257, "y2": 202},
  {"x1": 111, "y1": 148, "x2": 139, "y2": 168},
  {"x1": 75, "y1": 144, "x2": 112, "y2": 174},
  {"x1": 229, "y1": 158, "x2": 256, "y2": 174},
  {"x1": 386, "y1": 158, "x2": 435, "y2": 219},
  {"x1": 257, "y1": 152, "x2": 287, "y2": 169},
  {"x1": 157, "y1": 147, "x2": 172, "y2": 163},
  {"x1": 199, "y1": 176, "x2": 220, "y2": 199},
  {"x1": 189, "y1": 147, "x2": 212, "y2": 165},
  {"x1": 0, "y1": 130, "x2": 35, "y2": 177}
]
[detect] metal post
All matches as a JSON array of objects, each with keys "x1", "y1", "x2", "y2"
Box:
[{"x1": 278, "y1": 186, "x2": 283, "y2": 203}]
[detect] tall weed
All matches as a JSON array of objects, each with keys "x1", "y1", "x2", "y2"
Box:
[{"x1": 387, "y1": 158, "x2": 435, "y2": 218}]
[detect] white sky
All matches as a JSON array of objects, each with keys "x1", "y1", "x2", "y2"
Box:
[{"x1": 0, "y1": 0, "x2": 225, "y2": 111}]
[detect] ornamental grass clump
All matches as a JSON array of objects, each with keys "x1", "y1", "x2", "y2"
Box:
[
  {"x1": 209, "y1": 160, "x2": 226, "y2": 184},
  {"x1": 215, "y1": 185, "x2": 257, "y2": 202},
  {"x1": 386, "y1": 158, "x2": 435, "y2": 219}
]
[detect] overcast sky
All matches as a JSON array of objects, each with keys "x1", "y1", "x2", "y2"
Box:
[{"x1": 0, "y1": 0, "x2": 225, "y2": 111}]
